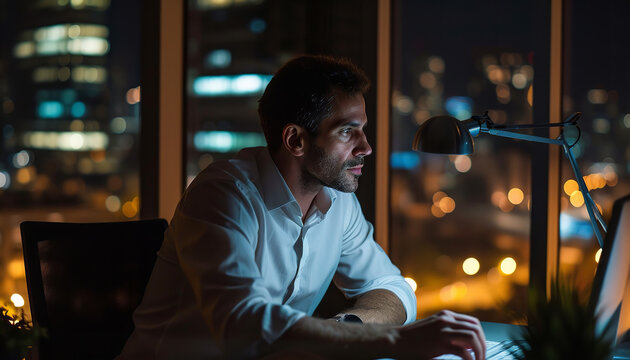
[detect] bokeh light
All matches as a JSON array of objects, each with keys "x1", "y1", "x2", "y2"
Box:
[
  {"x1": 404, "y1": 277, "x2": 418, "y2": 292},
  {"x1": 563, "y1": 179, "x2": 579, "y2": 196},
  {"x1": 8, "y1": 259, "x2": 25, "y2": 278},
  {"x1": 10, "y1": 293, "x2": 25, "y2": 308},
  {"x1": 122, "y1": 200, "x2": 138, "y2": 218},
  {"x1": 105, "y1": 195, "x2": 121, "y2": 212},
  {"x1": 570, "y1": 191, "x2": 584, "y2": 207},
  {"x1": 499, "y1": 257, "x2": 517, "y2": 275},
  {"x1": 438, "y1": 196, "x2": 456, "y2": 213},
  {"x1": 462, "y1": 257, "x2": 480, "y2": 275},
  {"x1": 507, "y1": 188, "x2": 524, "y2": 205},
  {"x1": 454, "y1": 155, "x2": 472, "y2": 173}
]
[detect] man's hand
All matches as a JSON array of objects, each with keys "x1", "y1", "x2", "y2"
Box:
[{"x1": 395, "y1": 310, "x2": 486, "y2": 360}]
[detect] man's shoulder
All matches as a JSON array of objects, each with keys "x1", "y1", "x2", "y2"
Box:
[{"x1": 187, "y1": 147, "x2": 265, "y2": 195}]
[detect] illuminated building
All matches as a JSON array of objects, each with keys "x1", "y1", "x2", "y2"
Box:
[
  {"x1": 0, "y1": 0, "x2": 141, "y2": 306},
  {"x1": 2, "y1": 0, "x2": 139, "y2": 207}
]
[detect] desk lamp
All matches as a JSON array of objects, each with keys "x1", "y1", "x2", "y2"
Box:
[{"x1": 411, "y1": 111, "x2": 607, "y2": 247}]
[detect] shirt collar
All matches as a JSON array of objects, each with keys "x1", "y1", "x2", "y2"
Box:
[{"x1": 256, "y1": 147, "x2": 336, "y2": 214}]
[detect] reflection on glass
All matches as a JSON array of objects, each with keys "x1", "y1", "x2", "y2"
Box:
[
  {"x1": 391, "y1": 0, "x2": 536, "y2": 322},
  {"x1": 559, "y1": 1, "x2": 630, "y2": 291},
  {"x1": 0, "y1": 1, "x2": 141, "y2": 316}
]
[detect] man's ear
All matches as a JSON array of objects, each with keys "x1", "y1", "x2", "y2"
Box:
[{"x1": 281, "y1": 124, "x2": 308, "y2": 157}]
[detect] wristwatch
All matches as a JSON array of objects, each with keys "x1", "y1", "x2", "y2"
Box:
[{"x1": 331, "y1": 313, "x2": 363, "y2": 323}]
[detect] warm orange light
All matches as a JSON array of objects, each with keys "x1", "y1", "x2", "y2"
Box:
[
  {"x1": 452, "y1": 281, "x2": 468, "y2": 298},
  {"x1": 591, "y1": 173, "x2": 606, "y2": 189},
  {"x1": 570, "y1": 191, "x2": 584, "y2": 207},
  {"x1": 126, "y1": 86, "x2": 141, "y2": 105},
  {"x1": 454, "y1": 155, "x2": 472, "y2": 173},
  {"x1": 428, "y1": 56, "x2": 445, "y2": 73},
  {"x1": 16, "y1": 167, "x2": 32, "y2": 184},
  {"x1": 563, "y1": 179, "x2": 579, "y2": 196},
  {"x1": 606, "y1": 173, "x2": 618, "y2": 187},
  {"x1": 491, "y1": 191, "x2": 505, "y2": 207},
  {"x1": 499, "y1": 197, "x2": 514, "y2": 212},
  {"x1": 438, "y1": 196, "x2": 456, "y2": 213},
  {"x1": 432, "y1": 191, "x2": 447, "y2": 204},
  {"x1": 583, "y1": 175, "x2": 592, "y2": 190},
  {"x1": 431, "y1": 204, "x2": 445, "y2": 218},
  {"x1": 8, "y1": 259, "x2": 25, "y2": 278},
  {"x1": 90, "y1": 150, "x2": 106, "y2": 162},
  {"x1": 122, "y1": 201, "x2": 138, "y2": 218},
  {"x1": 507, "y1": 188, "x2": 524, "y2": 205}
]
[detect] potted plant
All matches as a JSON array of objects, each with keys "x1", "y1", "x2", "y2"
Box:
[
  {"x1": 0, "y1": 305, "x2": 45, "y2": 360},
  {"x1": 512, "y1": 279, "x2": 613, "y2": 360}
]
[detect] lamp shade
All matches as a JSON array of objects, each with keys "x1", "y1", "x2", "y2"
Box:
[{"x1": 412, "y1": 115, "x2": 474, "y2": 155}]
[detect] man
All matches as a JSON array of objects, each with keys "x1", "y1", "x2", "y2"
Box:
[{"x1": 119, "y1": 55, "x2": 485, "y2": 359}]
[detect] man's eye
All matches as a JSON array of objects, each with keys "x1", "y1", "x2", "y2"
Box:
[{"x1": 341, "y1": 128, "x2": 352, "y2": 135}]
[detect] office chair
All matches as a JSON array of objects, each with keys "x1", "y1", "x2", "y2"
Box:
[{"x1": 20, "y1": 219, "x2": 168, "y2": 360}]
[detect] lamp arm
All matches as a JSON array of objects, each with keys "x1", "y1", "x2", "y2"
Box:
[
  {"x1": 561, "y1": 139, "x2": 607, "y2": 247},
  {"x1": 483, "y1": 128, "x2": 564, "y2": 146},
  {"x1": 480, "y1": 127, "x2": 606, "y2": 247}
]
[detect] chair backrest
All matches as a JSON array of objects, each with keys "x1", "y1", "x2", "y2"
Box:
[{"x1": 21, "y1": 219, "x2": 168, "y2": 360}]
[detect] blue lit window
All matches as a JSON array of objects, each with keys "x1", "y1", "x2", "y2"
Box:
[
  {"x1": 249, "y1": 18, "x2": 266, "y2": 33},
  {"x1": 445, "y1": 96, "x2": 473, "y2": 120},
  {"x1": 38, "y1": 101, "x2": 64, "y2": 118},
  {"x1": 71, "y1": 101, "x2": 86, "y2": 117},
  {"x1": 193, "y1": 131, "x2": 266, "y2": 152}
]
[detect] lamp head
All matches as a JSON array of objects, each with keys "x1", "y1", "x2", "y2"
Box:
[{"x1": 412, "y1": 115, "x2": 476, "y2": 155}]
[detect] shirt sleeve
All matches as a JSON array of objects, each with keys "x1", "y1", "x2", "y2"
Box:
[
  {"x1": 170, "y1": 174, "x2": 306, "y2": 357},
  {"x1": 333, "y1": 193, "x2": 417, "y2": 324}
]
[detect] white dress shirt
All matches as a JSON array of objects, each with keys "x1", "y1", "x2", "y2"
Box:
[{"x1": 119, "y1": 147, "x2": 416, "y2": 359}]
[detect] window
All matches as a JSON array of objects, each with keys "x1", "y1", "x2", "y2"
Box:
[
  {"x1": 390, "y1": 0, "x2": 539, "y2": 322},
  {"x1": 184, "y1": 0, "x2": 380, "y2": 218},
  {"x1": 559, "y1": 0, "x2": 630, "y2": 290},
  {"x1": 0, "y1": 0, "x2": 141, "y2": 315}
]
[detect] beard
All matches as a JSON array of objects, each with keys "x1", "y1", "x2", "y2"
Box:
[{"x1": 301, "y1": 143, "x2": 364, "y2": 193}]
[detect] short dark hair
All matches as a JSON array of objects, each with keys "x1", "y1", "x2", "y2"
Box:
[{"x1": 258, "y1": 55, "x2": 370, "y2": 152}]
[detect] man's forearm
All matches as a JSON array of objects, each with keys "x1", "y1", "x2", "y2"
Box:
[
  {"x1": 263, "y1": 316, "x2": 398, "y2": 359},
  {"x1": 262, "y1": 290, "x2": 406, "y2": 358},
  {"x1": 339, "y1": 289, "x2": 407, "y2": 325}
]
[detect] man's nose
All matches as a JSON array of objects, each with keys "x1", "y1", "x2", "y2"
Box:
[{"x1": 353, "y1": 132, "x2": 372, "y2": 157}]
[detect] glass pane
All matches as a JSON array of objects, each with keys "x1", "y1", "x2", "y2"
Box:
[
  {"x1": 559, "y1": 0, "x2": 630, "y2": 290},
  {"x1": 391, "y1": 1, "x2": 538, "y2": 322},
  {"x1": 0, "y1": 0, "x2": 141, "y2": 316},
  {"x1": 185, "y1": 0, "x2": 273, "y2": 184},
  {"x1": 184, "y1": 0, "x2": 377, "y2": 186}
]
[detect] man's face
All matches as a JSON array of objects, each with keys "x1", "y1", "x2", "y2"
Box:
[{"x1": 302, "y1": 91, "x2": 372, "y2": 193}]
